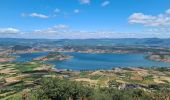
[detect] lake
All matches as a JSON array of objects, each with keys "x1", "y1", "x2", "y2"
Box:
[{"x1": 14, "y1": 52, "x2": 170, "y2": 70}]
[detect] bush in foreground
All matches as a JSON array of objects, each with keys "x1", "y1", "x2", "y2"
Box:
[{"x1": 16, "y1": 78, "x2": 170, "y2": 100}]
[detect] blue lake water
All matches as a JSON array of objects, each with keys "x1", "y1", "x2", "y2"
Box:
[
  {"x1": 14, "y1": 52, "x2": 170, "y2": 70},
  {"x1": 13, "y1": 52, "x2": 49, "y2": 62}
]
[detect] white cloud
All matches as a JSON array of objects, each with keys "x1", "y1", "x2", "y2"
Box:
[
  {"x1": 34, "y1": 24, "x2": 69, "y2": 34},
  {"x1": 128, "y1": 13, "x2": 157, "y2": 26},
  {"x1": 1, "y1": 26, "x2": 169, "y2": 38},
  {"x1": 32, "y1": 24, "x2": 140, "y2": 39},
  {"x1": 53, "y1": 24, "x2": 69, "y2": 29},
  {"x1": 22, "y1": 13, "x2": 49, "y2": 19},
  {"x1": 101, "y1": 1, "x2": 110, "y2": 7},
  {"x1": 128, "y1": 9, "x2": 170, "y2": 27},
  {"x1": 29, "y1": 13, "x2": 49, "y2": 18},
  {"x1": 144, "y1": 27, "x2": 170, "y2": 33},
  {"x1": 0, "y1": 28, "x2": 20, "y2": 34},
  {"x1": 74, "y1": 9, "x2": 80, "y2": 13},
  {"x1": 166, "y1": 9, "x2": 170, "y2": 14},
  {"x1": 79, "y1": 0, "x2": 90, "y2": 4}
]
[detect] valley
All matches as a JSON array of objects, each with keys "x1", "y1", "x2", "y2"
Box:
[{"x1": 0, "y1": 38, "x2": 170, "y2": 99}]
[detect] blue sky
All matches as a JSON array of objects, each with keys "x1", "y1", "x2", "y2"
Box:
[{"x1": 0, "y1": 0, "x2": 170, "y2": 39}]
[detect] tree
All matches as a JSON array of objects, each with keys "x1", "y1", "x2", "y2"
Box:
[{"x1": 31, "y1": 78, "x2": 93, "y2": 100}]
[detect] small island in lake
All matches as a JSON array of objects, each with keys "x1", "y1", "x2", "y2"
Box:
[
  {"x1": 34, "y1": 52, "x2": 72, "y2": 61},
  {"x1": 147, "y1": 53, "x2": 170, "y2": 62}
]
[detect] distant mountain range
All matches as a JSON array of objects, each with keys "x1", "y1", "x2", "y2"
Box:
[{"x1": 0, "y1": 38, "x2": 170, "y2": 47}]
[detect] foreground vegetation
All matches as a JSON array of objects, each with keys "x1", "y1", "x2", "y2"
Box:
[
  {"x1": 0, "y1": 60, "x2": 170, "y2": 100},
  {"x1": 6, "y1": 78, "x2": 170, "y2": 100}
]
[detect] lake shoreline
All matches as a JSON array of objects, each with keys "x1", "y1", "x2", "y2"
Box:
[{"x1": 11, "y1": 51, "x2": 170, "y2": 71}]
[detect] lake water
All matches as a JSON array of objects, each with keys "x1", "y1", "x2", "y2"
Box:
[
  {"x1": 13, "y1": 52, "x2": 49, "y2": 62},
  {"x1": 14, "y1": 52, "x2": 170, "y2": 70}
]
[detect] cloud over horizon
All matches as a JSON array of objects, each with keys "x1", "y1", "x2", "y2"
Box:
[
  {"x1": 0, "y1": 28, "x2": 20, "y2": 34},
  {"x1": 0, "y1": 25, "x2": 137, "y2": 39}
]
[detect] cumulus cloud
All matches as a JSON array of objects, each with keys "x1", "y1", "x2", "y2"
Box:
[
  {"x1": 101, "y1": 1, "x2": 110, "y2": 7},
  {"x1": 79, "y1": 0, "x2": 90, "y2": 4},
  {"x1": 0, "y1": 28, "x2": 20, "y2": 34},
  {"x1": 166, "y1": 8, "x2": 170, "y2": 14},
  {"x1": 74, "y1": 9, "x2": 80, "y2": 13},
  {"x1": 128, "y1": 9, "x2": 170, "y2": 27},
  {"x1": 21, "y1": 13, "x2": 49, "y2": 19}
]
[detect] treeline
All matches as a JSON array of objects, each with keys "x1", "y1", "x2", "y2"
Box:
[{"x1": 19, "y1": 78, "x2": 170, "y2": 100}]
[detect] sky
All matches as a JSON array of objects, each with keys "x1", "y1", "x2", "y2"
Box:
[{"x1": 0, "y1": 0, "x2": 170, "y2": 39}]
